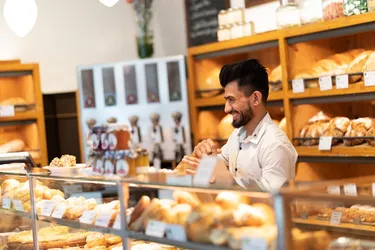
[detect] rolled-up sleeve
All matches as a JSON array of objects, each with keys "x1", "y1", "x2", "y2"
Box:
[{"x1": 258, "y1": 142, "x2": 297, "y2": 192}]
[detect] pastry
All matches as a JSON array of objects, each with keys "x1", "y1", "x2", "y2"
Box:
[
  {"x1": 0, "y1": 139, "x2": 26, "y2": 153},
  {"x1": 346, "y1": 50, "x2": 373, "y2": 83},
  {"x1": 173, "y1": 191, "x2": 201, "y2": 208},
  {"x1": 104, "y1": 234, "x2": 122, "y2": 245},
  {"x1": 215, "y1": 191, "x2": 250, "y2": 210},
  {"x1": 166, "y1": 203, "x2": 192, "y2": 225},
  {"x1": 49, "y1": 154, "x2": 77, "y2": 167},
  {"x1": 129, "y1": 196, "x2": 150, "y2": 226},
  {"x1": 85, "y1": 232, "x2": 106, "y2": 248},
  {"x1": 344, "y1": 118, "x2": 374, "y2": 146},
  {"x1": 108, "y1": 243, "x2": 123, "y2": 250},
  {"x1": 233, "y1": 204, "x2": 265, "y2": 227},
  {"x1": 252, "y1": 203, "x2": 275, "y2": 225}
]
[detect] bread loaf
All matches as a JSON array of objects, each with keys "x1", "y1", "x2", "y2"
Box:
[
  {"x1": 129, "y1": 196, "x2": 150, "y2": 226},
  {"x1": 322, "y1": 117, "x2": 350, "y2": 145},
  {"x1": 344, "y1": 118, "x2": 374, "y2": 146},
  {"x1": 363, "y1": 51, "x2": 375, "y2": 72},
  {"x1": 0, "y1": 139, "x2": 25, "y2": 153},
  {"x1": 346, "y1": 50, "x2": 373, "y2": 83}
]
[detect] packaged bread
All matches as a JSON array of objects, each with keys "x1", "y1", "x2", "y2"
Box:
[
  {"x1": 344, "y1": 118, "x2": 374, "y2": 146},
  {"x1": 346, "y1": 50, "x2": 373, "y2": 83},
  {"x1": 322, "y1": 117, "x2": 350, "y2": 145}
]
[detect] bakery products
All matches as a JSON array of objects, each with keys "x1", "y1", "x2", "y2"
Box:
[
  {"x1": 233, "y1": 204, "x2": 265, "y2": 227},
  {"x1": 215, "y1": 191, "x2": 250, "y2": 210},
  {"x1": 85, "y1": 232, "x2": 106, "y2": 248},
  {"x1": 269, "y1": 65, "x2": 282, "y2": 91},
  {"x1": 346, "y1": 50, "x2": 373, "y2": 83},
  {"x1": 0, "y1": 139, "x2": 26, "y2": 153},
  {"x1": 252, "y1": 203, "x2": 275, "y2": 225},
  {"x1": 167, "y1": 203, "x2": 192, "y2": 225},
  {"x1": 322, "y1": 117, "x2": 350, "y2": 145},
  {"x1": 50, "y1": 154, "x2": 77, "y2": 167},
  {"x1": 363, "y1": 51, "x2": 375, "y2": 72},
  {"x1": 129, "y1": 195, "x2": 150, "y2": 226},
  {"x1": 104, "y1": 234, "x2": 121, "y2": 245},
  {"x1": 344, "y1": 118, "x2": 374, "y2": 146},
  {"x1": 173, "y1": 191, "x2": 201, "y2": 208},
  {"x1": 298, "y1": 112, "x2": 332, "y2": 146},
  {"x1": 1, "y1": 179, "x2": 19, "y2": 195},
  {"x1": 366, "y1": 126, "x2": 375, "y2": 146}
]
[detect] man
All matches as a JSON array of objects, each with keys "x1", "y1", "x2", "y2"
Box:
[{"x1": 182, "y1": 59, "x2": 298, "y2": 191}]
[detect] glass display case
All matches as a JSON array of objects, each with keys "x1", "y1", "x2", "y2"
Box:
[{"x1": 2, "y1": 153, "x2": 375, "y2": 250}]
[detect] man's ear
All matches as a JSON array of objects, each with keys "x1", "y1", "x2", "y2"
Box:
[{"x1": 252, "y1": 91, "x2": 263, "y2": 106}]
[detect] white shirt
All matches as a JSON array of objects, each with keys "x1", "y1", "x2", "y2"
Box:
[{"x1": 219, "y1": 113, "x2": 298, "y2": 192}]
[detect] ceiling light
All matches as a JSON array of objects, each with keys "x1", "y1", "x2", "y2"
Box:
[
  {"x1": 3, "y1": 0, "x2": 38, "y2": 37},
  {"x1": 99, "y1": 0, "x2": 120, "y2": 7}
]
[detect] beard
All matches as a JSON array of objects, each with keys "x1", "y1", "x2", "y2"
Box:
[{"x1": 230, "y1": 105, "x2": 254, "y2": 128}]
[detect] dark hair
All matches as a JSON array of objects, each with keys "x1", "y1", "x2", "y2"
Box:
[{"x1": 219, "y1": 59, "x2": 269, "y2": 102}]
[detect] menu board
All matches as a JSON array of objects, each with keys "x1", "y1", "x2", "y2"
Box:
[{"x1": 185, "y1": 0, "x2": 229, "y2": 47}]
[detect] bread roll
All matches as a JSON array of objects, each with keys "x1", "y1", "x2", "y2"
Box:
[
  {"x1": 307, "y1": 111, "x2": 331, "y2": 124},
  {"x1": 167, "y1": 203, "x2": 192, "y2": 225},
  {"x1": 105, "y1": 234, "x2": 121, "y2": 245},
  {"x1": 210, "y1": 228, "x2": 229, "y2": 246},
  {"x1": 252, "y1": 203, "x2": 275, "y2": 225},
  {"x1": 269, "y1": 65, "x2": 282, "y2": 83},
  {"x1": 347, "y1": 50, "x2": 372, "y2": 83},
  {"x1": 322, "y1": 117, "x2": 350, "y2": 145},
  {"x1": 344, "y1": 118, "x2": 374, "y2": 146},
  {"x1": 1, "y1": 179, "x2": 19, "y2": 195},
  {"x1": 215, "y1": 191, "x2": 250, "y2": 210},
  {"x1": 129, "y1": 196, "x2": 150, "y2": 226},
  {"x1": 173, "y1": 191, "x2": 201, "y2": 208},
  {"x1": 233, "y1": 204, "x2": 265, "y2": 227}
]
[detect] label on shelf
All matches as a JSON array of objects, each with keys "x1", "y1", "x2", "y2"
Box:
[
  {"x1": 2, "y1": 198, "x2": 11, "y2": 209},
  {"x1": 330, "y1": 211, "x2": 342, "y2": 225},
  {"x1": 318, "y1": 136, "x2": 332, "y2": 151},
  {"x1": 372, "y1": 183, "x2": 375, "y2": 197},
  {"x1": 145, "y1": 220, "x2": 167, "y2": 238},
  {"x1": 193, "y1": 156, "x2": 217, "y2": 187},
  {"x1": 41, "y1": 201, "x2": 56, "y2": 217},
  {"x1": 327, "y1": 185, "x2": 340, "y2": 195},
  {"x1": 112, "y1": 214, "x2": 121, "y2": 230},
  {"x1": 0, "y1": 105, "x2": 15, "y2": 117},
  {"x1": 344, "y1": 183, "x2": 357, "y2": 196},
  {"x1": 63, "y1": 184, "x2": 83, "y2": 195},
  {"x1": 166, "y1": 175, "x2": 193, "y2": 186},
  {"x1": 364, "y1": 71, "x2": 375, "y2": 86},
  {"x1": 319, "y1": 76, "x2": 333, "y2": 91},
  {"x1": 12, "y1": 200, "x2": 24, "y2": 212},
  {"x1": 51, "y1": 204, "x2": 66, "y2": 219},
  {"x1": 79, "y1": 210, "x2": 96, "y2": 224},
  {"x1": 166, "y1": 224, "x2": 187, "y2": 242},
  {"x1": 292, "y1": 79, "x2": 305, "y2": 93},
  {"x1": 95, "y1": 213, "x2": 112, "y2": 228},
  {"x1": 242, "y1": 237, "x2": 268, "y2": 250},
  {"x1": 336, "y1": 75, "x2": 349, "y2": 89}
]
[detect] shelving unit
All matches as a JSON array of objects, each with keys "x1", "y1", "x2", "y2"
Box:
[
  {"x1": 0, "y1": 61, "x2": 48, "y2": 166},
  {"x1": 186, "y1": 12, "x2": 375, "y2": 181}
]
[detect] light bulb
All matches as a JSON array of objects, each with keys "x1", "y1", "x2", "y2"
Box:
[
  {"x1": 99, "y1": 0, "x2": 120, "y2": 7},
  {"x1": 3, "y1": 0, "x2": 38, "y2": 38}
]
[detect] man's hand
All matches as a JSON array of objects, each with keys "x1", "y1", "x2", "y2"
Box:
[{"x1": 193, "y1": 139, "x2": 222, "y2": 158}]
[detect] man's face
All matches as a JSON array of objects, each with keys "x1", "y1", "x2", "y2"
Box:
[{"x1": 223, "y1": 81, "x2": 254, "y2": 128}]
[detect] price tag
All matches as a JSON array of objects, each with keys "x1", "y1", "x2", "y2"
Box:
[
  {"x1": 193, "y1": 156, "x2": 217, "y2": 187},
  {"x1": 318, "y1": 136, "x2": 332, "y2": 151},
  {"x1": 112, "y1": 214, "x2": 121, "y2": 230},
  {"x1": 95, "y1": 213, "x2": 112, "y2": 228},
  {"x1": 372, "y1": 183, "x2": 375, "y2": 197},
  {"x1": 166, "y1": 224, "x2": 187, "y2": 242},
  {"x1": 292, "y1": 79, "x2": 305, "y2": 93},
  {"x1": 79, "y1": 210, "x2": 96, "y2": 224},
  {"x1": 63, "y1": 185, "x2": 83, "y2": 195},
  {"x1": 330, "y1": 211, "x2": 342, "y2": 225},
  {"x1": 319, "y1": 76, "x2": 333, "y2": 91},
  {"x1": 364, "y1": 71, "x2": 375, "y2": 86},
  {"x1": 51, "y1": 204, "x2": 66, "y2": 219},
  {"x1": 0, "y1": 105, "x2": 15, "y2": 117},
  {"x1": 12, "y1": 200, "x2": 24, "y2": 212},
  {"x1": 344, "y1": 183, "x2": 357, "y2": 196},
  {"x1": 166, "y1": 175, "x2": 193, "y2": 186},
  {"x1": 145, "y1": 220, "x2": 167, "y2": 238},
  {"x1": 2, "y1": 198, "x2": 11, "y2": 209},
  {"x1": 327, "y1": 185, "x2": 340, "y2": 195},
  {"x1": 242, "y1": 237, "x2": 268, "y2": 250},
  {"x1": 336, "y1": 75, "x2": 349, "y2": 89},
  {"x1": 41, "y1": 201, "x2": 56, "y2": 217}
]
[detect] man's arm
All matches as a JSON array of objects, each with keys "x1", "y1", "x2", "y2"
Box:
[{"x1": 258, "y1": 142, "x2": 297, "y2": 191}]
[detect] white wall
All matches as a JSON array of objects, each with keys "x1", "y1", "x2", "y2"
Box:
[{"x1": 0, "y1": 0, "x2": 187, "y2": 94}]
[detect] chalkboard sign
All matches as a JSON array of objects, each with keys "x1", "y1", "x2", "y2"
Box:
[{"x1": 185, "y1": 0, "x2": 229, "y2": 47}]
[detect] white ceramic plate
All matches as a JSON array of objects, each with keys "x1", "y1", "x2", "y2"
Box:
[{"x1": 43, "y1": 164, "x2": 86, "y2": 175}]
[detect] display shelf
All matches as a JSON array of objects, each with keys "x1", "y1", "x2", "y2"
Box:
[
  {"x1": 293, "y1": 217, "x2": 375, "y2": 237},
  {"x1": 37, "y1": 215, "x2": 122, "y2": 236},
  {"x1": 128, "y1": 231, "x2": 231, "y2": 250},
  {"x1": 0, "y1": 208, "x2": 31, "y2": 219},
  {"x1": 296, "y1": 145, "x2": 375, "y2": 157}
]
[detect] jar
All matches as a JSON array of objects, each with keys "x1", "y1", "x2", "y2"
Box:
[
  {"x1": 242, "y1": 21, "x2": 255, "y2": 37},
  {"x1": 218, "y1": 10, "x2": 228, "y2": 26},
  {"x1": 104, "y1": 152, "x2": 115, "y2": 176},
  {"x1": 343, "y1": 0, "x2": 368, "y2": 15},
  {"x1": 322, "y1": 0, "x2": 344, "y2": 20},
  {"x1": 226, "y1": 8, "x2": 234, "y2": 24},
  {"x1": 231, "y1": 8, "x2": 245, "y2": 23},
  {"x1": 217, "y1": 25, "x2": 230, "y2": 41},
  {"x1": 108, "y1": 124, "x2": 130, "y2": 150},
  {"x1": 230, "y1": 23, "x2": 244, "y2": 39},
  {"x1": 299, "y1": 0, "x2": 323, "y2": 24},
  {"x1": 100, "y1": 127, "x2": 109, "y2": 151},
  {"x1": 135, "y1": 148, "x2": 149, "y2": 174},
  {"x1": 125, "y1": 150, "x2": 137, "y2": 177},
  {"x1": 92, "y1": 126, "x2": 101, "y2": 151},
  {"x1": 116, "y1": 151, "x2": 130, "y2": 177},
  {"x1": 368, "y1": 0, "x2": 375, "y2": 11},
  {"x1": 276, "y1": 0, "x2": 301, "y2": 29},
  {"x1": 95, "y1": 152, "x2": 105, "y2": 175}
]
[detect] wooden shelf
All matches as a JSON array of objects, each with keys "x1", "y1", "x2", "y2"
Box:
[
  {"x1": 0, "y1": 111, "x2": 38, "y2": 123},
  {"x1": 296, "y1": 144, "x2": 375, "y2": 157},
  {"x1": 294, "y1": 217, "x2": 375, "y2": 237}
]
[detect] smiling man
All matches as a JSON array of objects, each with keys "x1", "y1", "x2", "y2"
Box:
[{"x1": 182, "y1": 59, "x2": 298, "y2": 191}]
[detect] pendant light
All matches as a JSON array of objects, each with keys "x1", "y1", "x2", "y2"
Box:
[
  {"x1": 99, "y1": 0, "x2": 120, "y2": 7},
  {"x1": 3, "y1": 0, "x2": 38, "y2": 37}
]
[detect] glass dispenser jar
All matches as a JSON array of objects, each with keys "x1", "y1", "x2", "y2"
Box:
[
  {"x1": 299, "y1": 0, "x2": 323, "y2": 24},
  {"x1": 276, "y1": 0, "x2": 301, "y2": 29}
]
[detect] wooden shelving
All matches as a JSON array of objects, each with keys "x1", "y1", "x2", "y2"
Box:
[{"x1": 187, "y1": 12, "x2": 375, "y2": 181}]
